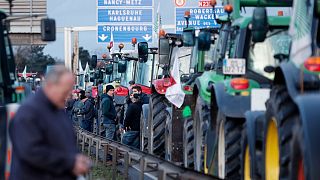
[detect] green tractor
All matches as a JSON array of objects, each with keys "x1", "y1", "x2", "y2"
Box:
[
  {"x1": 199, "y1": 0, "x2": 293, "y2": 178},
  {"x1": 242, "y1": 0, "x2": 320, "y2": 179}
]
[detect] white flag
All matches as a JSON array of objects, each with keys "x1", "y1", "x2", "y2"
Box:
[
  {"x1": 22, "y1": 66, "x2": 27, "y2": 79},
  {"x1": 78, "y1": 59, "x2": 84, "y2": 74},
  {"x1": 289, "y1": 0, "x2": 314, "y2": 67},
  {"x1": 165, "y1": 49, "x2": 185, "y2": 108},
  {"x1": 153, "y1": 2, "x2": 161, "y2": 45}
]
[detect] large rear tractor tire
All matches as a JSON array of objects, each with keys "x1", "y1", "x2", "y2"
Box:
[
  {"x1": 183, "y1": 115, "x2": 194, "y2": 169},
  {"x1": 193, "y1": 97, "x2": 210, "y2": 172},
  {"x1": 240, "y1": 115, "x2": 264, "y2": 180},
  {"x1": 217, "y1": 113, "x2": 243, "y2": 179},
  {"x1": 204, "y1": 115, "x2": 217, "y2": 175},
  {"x1": 165, "y1": 108, "x2": 172, "y2": 161},
  {"x1": 147, "y1": 93, "x2": 171, "y2": 158},
  {"x1": 290, "y1": 126, "x2": 306, "y2": 180},
  {"x1": 263, "y1": 85, "x2": 298, "y2": 180}
]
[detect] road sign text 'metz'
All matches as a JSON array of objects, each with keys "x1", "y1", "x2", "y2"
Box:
[
  {"x1": 98, "y1": 0, "x2": 152, "y2": 7},
  {"x1": 97, "y1": 0, "x2": 154, "y2": 43}
]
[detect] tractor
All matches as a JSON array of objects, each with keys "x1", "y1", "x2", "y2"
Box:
[
  {"x1": 90, "y1": 43, "x2": 141, "y2": 136},
  {"x1": 242, "y1": 0, "x2": 320, "y2": 179},
  {"x1": 160, "y1": 26, "x2": 222, "y2": 168},
  {"x1": 138, "y1": 32, "x2": 194, "y2": 158},
  {"x1": 190, "y1": 0, "x2": 293, "y2": 178}
]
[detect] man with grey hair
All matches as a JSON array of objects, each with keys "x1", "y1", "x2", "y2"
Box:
[{"x1": 9, "y1": 65, "x2": 91, "y2": 180}]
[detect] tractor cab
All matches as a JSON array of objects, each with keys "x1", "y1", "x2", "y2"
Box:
[{"x1": 152, "y1": 33, "x2": 185, "y2": 94}]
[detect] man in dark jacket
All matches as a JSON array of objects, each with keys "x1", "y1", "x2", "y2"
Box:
[
  {"x1": 101, "y1": 85, "x2": 116, "y2": 140},
  {"x1": 72, "y1": 90, "x2": 86, "y2": 125},
  {"x1": 79, "y1": 90, "x2": 95, "y2": 132},
  {"x1": 9, "y1": 66, "x2": 90, "y2": 180},
  {"x1": 131, "y1": 86, "x2": 149, "y2": 104},
  {"x1": 122, "y1": 93, "x2": 142, "y2": 149},
  {"x1": 65, "y1": 94, "x2": 75, "y2": 121}
]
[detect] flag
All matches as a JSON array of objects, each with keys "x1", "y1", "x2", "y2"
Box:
[
  {"x1": 83, "y1": 62, "x2": 90, "y2": 89},
  {"x1": 85, "y1": 62, "x2": 90, "y2": 74},
  {"x1": 153, "y1": 2, "x2": 161, "y2": 45},
  {"x1": 289, "y1": 0, "x2": 314, "y2": 67},
  {"x1": 78, "y1": 59, "x2": 84, "y2": 74},
  {"x1": 165, "y1": 49, "x2": 185, "y2": 108},
  {"x1": 22, "y1": 66, "x2": 27, "y2": 79},
  {"x1": 110, "y1": 31, "x2": 114, "y2": 54}
]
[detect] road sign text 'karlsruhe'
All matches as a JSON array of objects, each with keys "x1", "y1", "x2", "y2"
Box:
[{"x1": 97, "y1": 0, "x2": 154, "y2": 43}]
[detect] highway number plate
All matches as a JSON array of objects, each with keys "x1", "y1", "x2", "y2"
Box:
[{"x1": 223, "y1": 58, "x2": 246, "y2": 75}]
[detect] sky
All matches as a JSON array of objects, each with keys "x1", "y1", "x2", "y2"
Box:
[
  {"x1": 43, "y1": 0, "x2": 211, "y2": 59},
  {"x1": 43, "y1": 0, "x2": 290, "y2": 60}
]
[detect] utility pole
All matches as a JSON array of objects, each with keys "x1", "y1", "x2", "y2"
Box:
[
  {"x1": 64, "y1": 27, "x2": 72, "y2": 70},
  {"x1": 72, "y1": 31, "x2": 79, "y2": 75},
  {"x1": 63, "y1": 26, "x2": 96, "y2": 71}
]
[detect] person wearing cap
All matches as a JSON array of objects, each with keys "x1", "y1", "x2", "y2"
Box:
[{"x1": 101, "y1": 85, "x2": 117, "y2": 140}]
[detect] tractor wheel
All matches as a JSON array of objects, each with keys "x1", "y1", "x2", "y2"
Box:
[
  {"x1": 140, "y1": 110, "x2": 148, "y2": 152},
  {"x1": 240, "y1": 123, "x2": 255, "y2": 180},
  {"x1": 217, "y1": 113, "x2": 243, "y2": 179},
  {"x1": 204, "y1": 114, "x2": 217, "y2": 175},
  {"x1": 290, "y1": 126, "x2": 306, "y2": 180},
  {"x1": 147, "y1": 93, "x2": 171, "y2": 158},
  {"x1": 165, "y1": 109, "x2": 172, "y2": 161},
  {"x1": 183, "y1": 115, "x2": 194, "y2": 169},
  {"x1": 240, "y1": 120, "x2": 264, "y2": 180},
  {"x1": 193, "y1": 97, "x2": 209, "y2": 172},
  {"x1": 263, "y1": 85, "x2": 298, "y2": 180}
]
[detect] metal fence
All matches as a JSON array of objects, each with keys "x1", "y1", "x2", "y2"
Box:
[{"x1": 75, "y1": 127, "x2": 219, "y2": 180}]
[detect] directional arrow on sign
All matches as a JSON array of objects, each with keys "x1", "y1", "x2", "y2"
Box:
[
  {"x1": 142, "y1": 34, "x2": 151, "y2": 41},
  {"x1": 99, "y1": 34, "x2": 108, "y2": 41}
]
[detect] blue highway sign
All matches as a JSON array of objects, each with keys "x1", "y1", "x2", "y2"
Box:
[
  {"x1": 97, "y1": 0, "x2": 153, "y2": 7},
  {"x1": 175, "y1": 7, "x2": 226, "y2": 33},
  {"x1": 97, "y1": 25, "x2": 153, "y2": 43},
  {"x1": 97, "y1": 8, "x2": 153, "y2": 23}
]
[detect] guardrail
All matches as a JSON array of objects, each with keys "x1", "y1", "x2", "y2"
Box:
[{"x1": 75, "y1": 127, "x2": 220, "y2": 180}]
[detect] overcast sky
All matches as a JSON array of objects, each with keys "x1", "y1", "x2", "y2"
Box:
[
  {"x1": 43, "y1": 0, "x2": 213, "y2": 59},
  {"x1": 43, "y1": 0, "x2": 289, "y2": 60}
]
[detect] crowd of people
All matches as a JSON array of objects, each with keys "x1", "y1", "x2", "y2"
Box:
[
  {"x1": 9, "y1": 66, "x2": 150, "y2": 179},
  {"x1": 65, "y1": 80, "x2": 149, "y2": 150}
]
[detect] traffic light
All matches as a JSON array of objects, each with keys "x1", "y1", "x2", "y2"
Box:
[
  {"x1": 90, "y1": 55, "x2": 98, "y2": 69},
  {"x1": 41, "y1": 18, "x2": 56, "y2": 41},
  {"x1": 138, "y1": 42, "x2": 148, "y2": 63}
]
